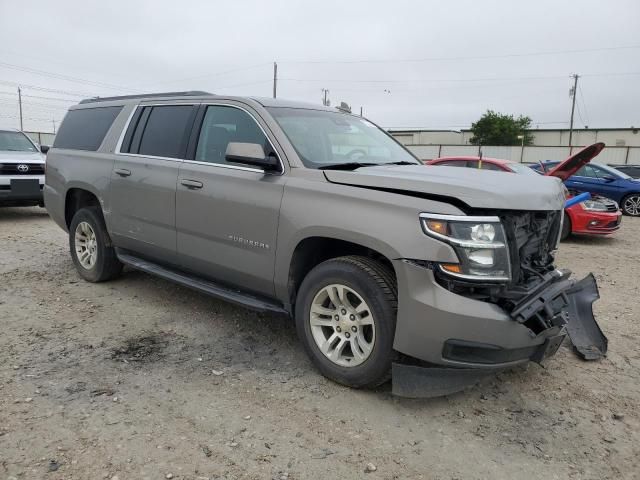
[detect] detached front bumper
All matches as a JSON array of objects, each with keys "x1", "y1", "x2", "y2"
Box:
[{"x1": 391, "y1": 260, "x2": 606, "y2": 397}]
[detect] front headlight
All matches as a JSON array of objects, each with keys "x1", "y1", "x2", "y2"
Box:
[
  {"x1": 420, "y1": 213, "x2": 511, "y2": 282},
  {"x1": 580, "y1": 199, "x2": 610, "y2": 212}
]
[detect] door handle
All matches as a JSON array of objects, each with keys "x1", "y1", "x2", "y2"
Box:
[
  {"x1": 114, "y1": 168, "x2": 131, "y2": 177},
  {"x1": 181, "y1": 179, "x2": 203, "y2": 189}
]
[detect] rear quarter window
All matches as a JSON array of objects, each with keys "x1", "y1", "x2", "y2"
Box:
[{"x1": 53, "y1": 106, "x2": 123, "y2": 151}]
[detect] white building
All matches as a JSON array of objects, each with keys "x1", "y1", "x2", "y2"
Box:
[{"x1": 389, "y1": 128, "x2": 640, "y2": 164}]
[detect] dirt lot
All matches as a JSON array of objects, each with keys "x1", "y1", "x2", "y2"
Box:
[{"x1": 1, "y1": 207, "x2": 638, "y2": 480}]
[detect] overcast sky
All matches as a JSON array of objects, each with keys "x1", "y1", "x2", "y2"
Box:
[{"x1": 0, "y1": 0, "x2": 639, "y2": 133}]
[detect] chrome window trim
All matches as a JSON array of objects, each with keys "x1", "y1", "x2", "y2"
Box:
[
  {"x1": 181, "y1": 159, "x2": 269, "y2": 174},
  {"x1": 114, "y1": 102, "x2": 285, "y2": 176}
]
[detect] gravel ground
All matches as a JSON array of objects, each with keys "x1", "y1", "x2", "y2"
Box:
[{"x1": 1, "y1": 207, "x2": 638, "y2": 480}]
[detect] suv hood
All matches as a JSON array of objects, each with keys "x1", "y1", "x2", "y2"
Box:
[
  {"x1": 324, "y1": 164, "x2": 566, "y2": 211},
  {"x1": 0, "y1": 151, "x2": 44, "y2": 163},
  {"x1": 544, "y1": 142, "x2": 604, "y2": 181}
]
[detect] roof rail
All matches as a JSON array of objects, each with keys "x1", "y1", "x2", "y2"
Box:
[{"x1": 78, "y1": 91, "x2": 212, "y2": 104}]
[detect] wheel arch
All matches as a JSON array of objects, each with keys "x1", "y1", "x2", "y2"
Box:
[
  {"x1": 64, "y1": 185, "x2": 104, "y2": 229},
  {"x1": 282, "y1": 233, "x2": 398, "y2": 311}
]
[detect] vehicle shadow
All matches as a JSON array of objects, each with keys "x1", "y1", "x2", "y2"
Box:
[{"x1": 0, "y1": 206, "x2": 50, "y2": 223}]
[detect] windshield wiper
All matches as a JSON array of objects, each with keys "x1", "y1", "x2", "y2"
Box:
[
  {"x1": 380, "y1": 161, "x2": 419, "y2": 166},
  {"x1": 318, "y1": 162, "x2": 376, "y2": 171}
]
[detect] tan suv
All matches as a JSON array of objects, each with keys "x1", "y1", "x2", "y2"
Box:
[{"x1": 44, "y1": 91, "x2": 607, "y2": 397}]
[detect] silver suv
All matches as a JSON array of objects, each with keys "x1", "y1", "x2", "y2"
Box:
[
  {"x1": 0, "y1": 128, "x2": 47, "y2": 207},
  {"x1": 44, "y1": 92, "x2": 607, "y2": 397}
]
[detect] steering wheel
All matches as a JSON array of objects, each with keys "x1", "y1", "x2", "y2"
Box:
[{"x1": 346, "y1": 149, "x2": 367, "y2": 161}]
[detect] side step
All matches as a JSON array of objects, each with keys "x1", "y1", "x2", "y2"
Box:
[{"x1": 116, "y1": 250, "x2": 289, "y2": 316}]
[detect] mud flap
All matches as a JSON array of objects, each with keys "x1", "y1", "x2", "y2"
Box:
[
  {"x1": 564, "y1": 273, "x2": 607, "y2": 360},
  {"x1": 391, "y1": 363, "x2": 497, "y2": 398}
]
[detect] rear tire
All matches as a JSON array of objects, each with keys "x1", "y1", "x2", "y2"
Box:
[
  {"x1": 295, "y1": 256, "x2": 397, "y2": 389},
  {"x1": 560, "y1": 214, "x2": 572, "y2": 241},
  {"x1": 69, "y1": 207, "x2": 122, "y2": 282}
]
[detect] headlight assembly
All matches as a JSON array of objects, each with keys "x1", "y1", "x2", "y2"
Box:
[
  {"x1": 580, "y1": 199, "x2": 610, "y2": 212},
  {"x1": 420, "y1": 213, "x2": 511, "y2": 282}
]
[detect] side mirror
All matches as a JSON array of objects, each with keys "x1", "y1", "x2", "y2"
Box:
[
  {"x1": 601, "y1": 175, "x2": 616, "y2": 182},
  {"x1": 40, "y1": 145, "x2": 50, "y2": 154},
  {"x1": 225, "y1": 142, "x2": 280, "y2": 172}
]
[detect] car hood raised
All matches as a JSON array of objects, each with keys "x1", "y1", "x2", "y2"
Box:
[
  {"x1": 324, "y1": 164, "x2": 566, "y2": 211},
  {"x1": 545, "y1": 142, "x2": 605, "y2": 181},
  {"x1": 0, "y1": 150, "x2": 44, "y2": 163}
]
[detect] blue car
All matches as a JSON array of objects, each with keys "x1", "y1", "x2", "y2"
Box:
[{"x1": 532, "y1": 161, "x2": 640, "y2": 216}]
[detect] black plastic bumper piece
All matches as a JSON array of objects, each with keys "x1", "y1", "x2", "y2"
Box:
[
  {"x1": 508, "y1": 271, "x2": 607, "y2": 361},
  {"x1": 391, "y1": 362, "x2": 497, "y2": 398},
  {"x1": 564, "y1": 273, "x2": 607, "y2": 360}
]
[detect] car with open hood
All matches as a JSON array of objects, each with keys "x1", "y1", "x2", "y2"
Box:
[
  {"x1": 44, "y1": 92, "x2": 607, "y2": 397},
  {"x1": 532, "y1": 151, "x2": 640, "y2": 217},
  {"x1": 427, "y1": 143, "x2": 622, "y2": 239}
]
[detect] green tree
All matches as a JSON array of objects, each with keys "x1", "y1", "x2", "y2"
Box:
[{"x1": 469, "y1": 110, "x2": 534, "y2": 146}]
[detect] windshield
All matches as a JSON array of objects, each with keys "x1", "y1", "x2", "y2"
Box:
[
  {"x1": 267, "y1": 107, "x2": 420, "y2": 169},
  {"x1": 509, "y1": 162, "x2": 539, "y2": 175},
  {"x1": 597, "y1": 163, "x2": 631, "y2": 180},
  {"x1": 0, "y1": 131, "x2": 38, "y2": 152}
]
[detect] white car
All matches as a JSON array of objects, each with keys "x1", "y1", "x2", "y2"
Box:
[{"x1": 0, "y1": 128, "x2": 47, "y2": 207}]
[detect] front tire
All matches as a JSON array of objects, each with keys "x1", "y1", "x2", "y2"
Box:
[
  {"x1": 69, "y1": 207, "x2": 122, "y2": 282},
  {"x1": 621, "y1": 194, "x2": 640, "y2": 216},
  {"x1": 295, "y1": 256, "x2": 397, "y2": 389}
]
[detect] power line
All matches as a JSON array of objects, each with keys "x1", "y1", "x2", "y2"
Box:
[
  {"x1": 0, "y1": 61, "x2": 139, "y2": 93},
  {"x1": 279, "y1": 45, "x2": 640, "y2": 65},
  {"x1": 212, "y1": 79, "x2": 272, "y2": 90},
  {"x1": 137, "y1": 62, "x2": 272, "y2": 89},
  {"x1": 0, "y1": 79, "x2": 94, "y2": 98},
  {"x1": 0, "y1": 91, "x2": 79, "y2": 103},
  {"x1": 0, "y1": 112, "x2": 63, "y2": 122},
  {"x1": 279, "y1": 71, "x2": 640, "y2": 85}
]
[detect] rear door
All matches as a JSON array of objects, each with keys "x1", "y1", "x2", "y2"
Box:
[
  {"x1": 175, "y1": 103, "x2": 286, "y2": 296},
  {"x1": 110, "y1": 104, "x2": 198, "y2": 264}
]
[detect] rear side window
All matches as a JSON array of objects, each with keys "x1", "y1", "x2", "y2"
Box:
[
  {"x1": 122, "y1": 105, "x2": 195, "y2": 159},
  {"x1": 478, "y1": 161, "x2": 503, "y2": 171},
  {"x1": 435, "y1": 160, "x2": 468, "y2": 167},
  {"x1": 53, "y1": 106, "x2": 122, "y2": 151}
]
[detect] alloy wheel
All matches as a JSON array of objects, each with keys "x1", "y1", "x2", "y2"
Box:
[
  {"x1": 309, "y1": 283, "x2": 375, "y2": 367},
  {"x1": 623, "y1": 195, "x2": 640, "y2": 216},
  {"x1": 74, "y1": 221, "x2": 98, "y2": 269}
]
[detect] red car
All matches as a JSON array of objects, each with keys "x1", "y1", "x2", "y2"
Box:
[{"x1": 426, "y1": 145, "x2": 622, "y2": 240}]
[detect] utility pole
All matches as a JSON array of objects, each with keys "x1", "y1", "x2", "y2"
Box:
[
  {"x1": 360, "y1": 106, "x2": 363, "y2": 117},
  {"x1": 568, "y1": 74, "x2": 579, "y2": 151},
  {"x1": 321, "y1": 88, "x2": 330, "y2": 106},
  {"x1": 17, "y1": 87, "x2": 23, "y2": 131},
  {"x1": 52, "y1": 119, "x2": 56, "y2": 134},
  {"x1": 272, "y1": 62, "x2": 278, "y2": 99}
]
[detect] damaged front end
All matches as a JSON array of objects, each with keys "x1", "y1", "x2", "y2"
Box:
[
  {"x1": 433, "y1": 210, "x2": 607, "y2": 360},
  {"x1": 393, "y1": 210, "x2": 608, "y2": 398}
]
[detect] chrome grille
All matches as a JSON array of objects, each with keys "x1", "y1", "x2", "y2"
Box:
[{"x1": 0, "y1": 163, "x2": 45, "y2": 175}]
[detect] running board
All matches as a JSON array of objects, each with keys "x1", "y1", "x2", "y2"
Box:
[{"x1": 116, "y1": 250, "x2": 289, "y2": 315}]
